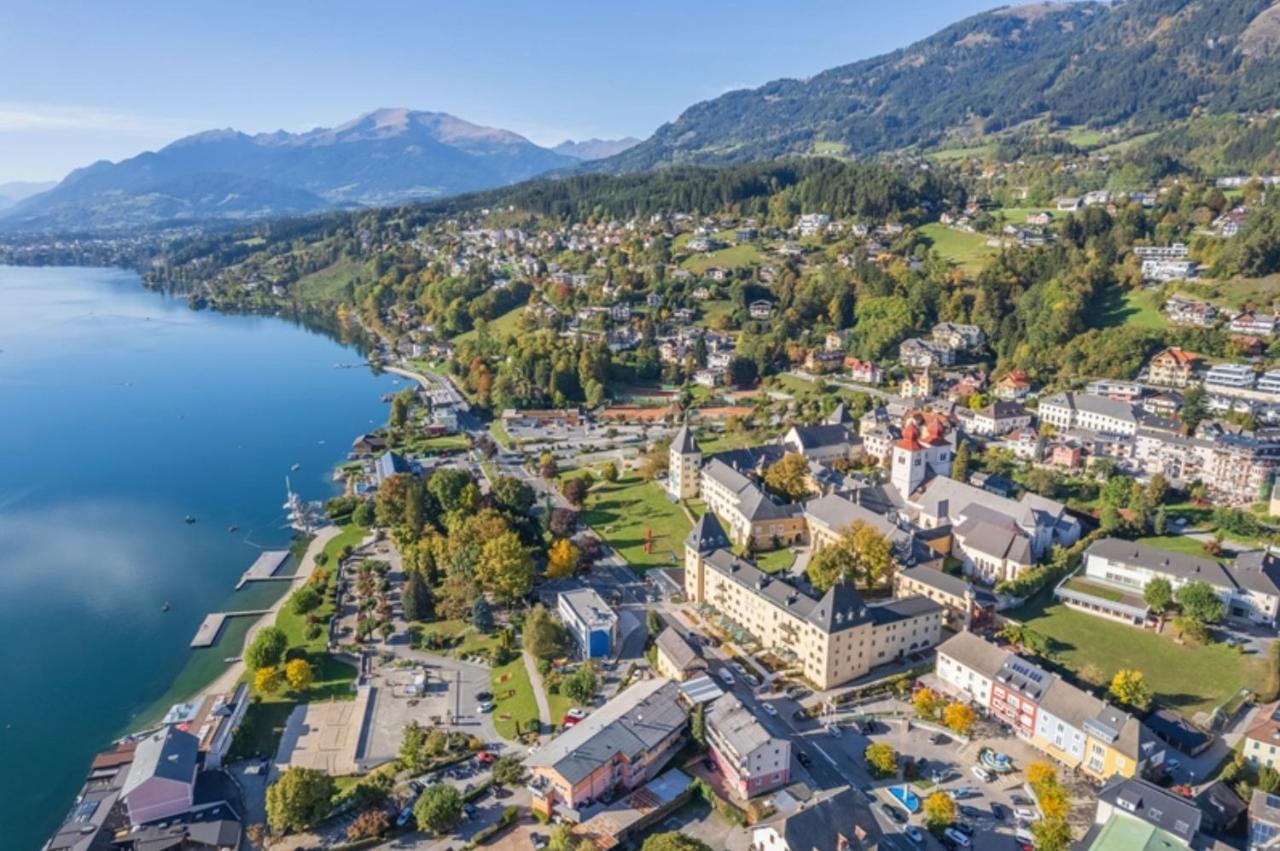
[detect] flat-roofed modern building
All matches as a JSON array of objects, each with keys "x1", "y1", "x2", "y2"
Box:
[{"x1": 557, "y1": 588, "x2": 618, "y2": 660}]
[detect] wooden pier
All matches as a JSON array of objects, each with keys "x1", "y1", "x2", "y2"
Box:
[
  {"x1": 190, "y1": 610, "x2": 272, "y2": 648},
  {"x1": 234, "y1": 550, "x2": 291, "y2": 589}
]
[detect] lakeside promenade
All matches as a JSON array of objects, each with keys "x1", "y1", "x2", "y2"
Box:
[{"x1": 197, "y1": 525, "x2": 343, "y2": 700}]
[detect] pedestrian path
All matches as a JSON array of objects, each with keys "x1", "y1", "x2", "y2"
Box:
[{"x1": 522, "y1": 650, "x2": 552, "y2": 734}]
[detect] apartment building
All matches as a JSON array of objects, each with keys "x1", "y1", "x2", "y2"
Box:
[
  {"x1": 1243, "y1": 704, "x2": 1280, "y2": 773},
  {"x1": 1038, "y1": 392, "x2": 1138, "y2": 436},
  {"x1": 706, "y1": 693, "x2": 791, "y2": 799},
  {"x1": 1148, "y1": 348, "x2": 1200, "y2": 388},
  {"x1": 527, "y1": 678, "x2": 688, "y2": 821},
  {"x1": 935, "y1": 632, "x2": 1165, "y2": 781},
  {"x1": 685, "y1": 513, "x2": 943, "y2": 690},
  {"x1": 1206, "y1": 363, "x2": 1257, "y2": 391}
]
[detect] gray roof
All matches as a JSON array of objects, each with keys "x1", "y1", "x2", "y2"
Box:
[
  {"x1": 1250, "y1": 788, "x2": 1280, "y2": 829},
  {"x1": 1041, "y1": 392, "x2": 1137, "y2": 424},
  {"x1": 826, "y1": 402, "x2": 852, "y2": 425},
  {"x1": 526, "y1": 679, "x2": 687, "y2": 786},
  {"x1": 702, "y1": 458, "x2": 802, "y2": 523},
  {"x1": 703, "y1": 549, "x2": 872, "y2": 635},
  {"x1": 672, "y1": 425, "x2": 699, "y2": 455},
  {"x1": 707, "y1": 692, "x2": 779, "y2": 758},
  {"x1": 1098, "y1": 775, "x2": 1201, "y2": 844},
  {"x1": 1231, "y1": 550, "x2": 1280, "y2": 597},
  {"x1": 936, "y1": 630, "x2": 1013, "y2": 678},
  {"x1": 686, "y1": 512, "x2": 732, "y2": 553},
  {"x1": 953, "y1": 504, "x2": 1034, "y2": 564},
  {"x1": 910, "y1": 475, "x2": 1067, "y2": 533},
  {"x1": 654, "y1": 626, "x2": 702, "y2": 672},
  {"x1": 769, "y1": 788, "x2": 881, "y2": 851},
  {"x1": 558, "y1": 587, "x2": 617, "y2": 631},
  {"x1": 979, "y1": 401, "x2": 1029, "y2": 420},
  {"x1": 121, "y1": 728, "x2": 198, "y2": 799},
  {"x1": 787, "y1": 424, "x2": 854, "y2": 451},
  {"x1": 803, "y1": 492, "x2": 937, "y2": 568},
  {"x1": 1086, "y1": 538, "x2": 1235, "y2": 592},
  {"x1": 898, "y1": 565, "x2": 997, "y2": 605},
  {"x1": 867, "y1": 595, "x2": 943, "y2": 624}
]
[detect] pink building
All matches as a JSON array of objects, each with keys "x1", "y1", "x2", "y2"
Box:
[
  {"x1": 120, "y1": 727, "x2": 198, "y2": 826},
  {"x1": 706, "y1": 693, "x2": 790, "y2": 799}
]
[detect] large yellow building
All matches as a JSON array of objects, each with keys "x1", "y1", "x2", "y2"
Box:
[{"x1": 684, "y1": 513, "x2": 943, "y2": 690}]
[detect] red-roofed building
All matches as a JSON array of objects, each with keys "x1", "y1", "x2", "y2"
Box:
[{"x1": 1149, "y1": 347, "x2": 1200, "y2": 388}]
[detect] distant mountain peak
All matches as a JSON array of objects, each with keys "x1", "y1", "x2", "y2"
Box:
[{"x1": 552, "y1": 136, "x2": 642, "y2": 161}]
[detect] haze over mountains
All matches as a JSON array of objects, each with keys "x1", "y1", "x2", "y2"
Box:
[{"x1": 9, "y1": 0, "x2": 1280, "y2": 233}]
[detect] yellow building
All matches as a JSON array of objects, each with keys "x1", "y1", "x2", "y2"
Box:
[{"x1": 684, "y1": 513, "x2": 943, "y2": 690}]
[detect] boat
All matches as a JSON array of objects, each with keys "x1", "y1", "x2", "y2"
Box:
[
  {"x1": 227, "y1": 525, "x2": 238, "y2": 533},
  {"x1": 161, "y1": 602, "x2": 171, "y2": 612},
  {"x1": 184, "y1": 515, "x2": 196, "y2": 524},
  {"x1": 290, "y1": 463, "x2": 302, "y2": 472}
]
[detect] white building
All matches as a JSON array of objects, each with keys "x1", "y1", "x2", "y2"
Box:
[
  {"x1": 1206, "y1": 363, "x2": 1256, "y2": 391},
  {"x1": 557, "y1": 588, "x2": 619, "y2": 659},
  {"x1": 1038, "y1": 393, "x2": 1137, "y2": 436}
]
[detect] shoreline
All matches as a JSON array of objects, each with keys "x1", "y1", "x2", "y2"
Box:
[{"x1": 194, "y1": 524, "x2": 344, "y2": 701}]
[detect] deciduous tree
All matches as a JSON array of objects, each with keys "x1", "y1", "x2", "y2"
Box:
[
  {"x1": 864, "y1": 742, "x2": 897, "y2": 778},
  {"x1": 477, "y1": 531, "x2": 535, "y2": 603},
  {"x1": 413, "y1": 784, "x2": 463, "y2": 836},
  {"x1": 942, "y1": 701, "x2": 977, "y2": 736},
  {"x1": 763, "y1": 453, "x2": 812, "y2": 502},
  {"x1": 266, "y1": 767, "x2": 335, "y2": 833},
  {"x1": 546, "y1": 538, "x2": 581, "y2": 579},
  {"x1": 246, "y1": 625, "x2": 288, "y2": 671},
  {"x1": 285, "y1": 658, "x2": 314, "y2": 693},
  {"x1": 1109, "y1": 668, "x2": 1152, "y2": 711},
  {"x1": 923, "y1": 791, "x2": 956, "y2": 831}
]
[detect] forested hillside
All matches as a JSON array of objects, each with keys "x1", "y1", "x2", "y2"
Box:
[{"x1": 599, "y1": 0, "x2": 1280, "y2": 170}]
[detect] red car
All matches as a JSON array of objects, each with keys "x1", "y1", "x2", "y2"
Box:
[{"x1": 476, "y1": 751, "x2": 495, "y2": 765}]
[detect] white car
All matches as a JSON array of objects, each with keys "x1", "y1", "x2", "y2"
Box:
[
  {"x1": 970, "y1": 765, "x2": 995, "y2": 783},
  {"x1": 826, "y1": 724, "x2": 842, "y2": 738},
  {"x1": 478, "y1": 701, "x2": 495, "y2": 713},
  {"x1": 1014, "y1": 807, "x2": 1037, "y2": 822},
  {"x1": 943, "y1": 827, "x2": 972, "y2": 848},
  {"x1": 567, "y1": 707, "x2": 588, "y2": 720},
  {"x1": 731, "y1": 661, "x2": 747, "y2": 675},
  {"x1": 717, "y1": 668, "x2": 735, "y2": 686},
  {"x1": 761, "y1": 702, "x2": 778, "y2": 717}
]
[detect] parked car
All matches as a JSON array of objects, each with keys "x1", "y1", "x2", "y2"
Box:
[
  {"x1": 567, "y1": 707, "x2": 588, "y2": 720},
  {"x1": 1010, "y1": 794, "x2": 1034, "y2": 807},
  {"x1": 731, "y1": 661, "x2": 747, "y2": 675},
  {"x1": 943, "y1": 827, "x2": 972, "y2": 848},
  {"x1": 930, "y1": 732, "x2": 952, "y2": 745},
  {"x1": 959, "y1": 805, "x2": 982, "y2": 818},
  {"x1": 970, "y1": 765, "x2": 995, "y2": 783},
  {"x1": 409, "y1": 780, "x2": 425, "y2": 794},
  {"x1": 990, "y1": 803, "x2": 1007, "y2": 821},
  {"x1": 797, "y1": 751, "x2": 812, "y2": 767},
  {"x1": 478, "y1": 701, "x2": 495, "y2": 713},
  {"x1": 946, "y1": 787, "x2": 979, "y2": 801},
  {"x1": 761, "y1": 702, "x2": 778, "y2": 717},
  {"x1": 827, "y1": 724, "x2": 842, "y2": 738},
  {"x1": 1014, "y1": 807, "x2": 1037, "y2": 822},
  {"x1": 904, "y1": 825, "x2": 926, "y2": 845},
  {"x1": 879, "y1": 803, "x2": 908, "y2": 825},
  {"x1": 476, "y1": 751, "x2": 495, "y2": 765},
  {"x1": 717, "y1": 669, "x2": 735, "y2": 686},
  {"x1": 744, "y1": 673, "x2": 761, "y2": 688}
]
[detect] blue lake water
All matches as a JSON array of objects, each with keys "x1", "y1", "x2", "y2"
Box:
[{"x1": 0, "y1": 266, "x2": 401, "y2": 850}]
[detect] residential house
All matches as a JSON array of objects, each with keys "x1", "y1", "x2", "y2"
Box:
[
  {"x1": 781, "y1": 423, "x2": 857, "y2": 464},
  {"x1": 967, "y1": 401, "x2": 1032, "y2": 437},
  {"x1": 935, "y1": 632, "x2": 1164, "y2": 780},
  {"x1": 993, "y1": 370, "x2": 1033, "y2": 400},
  {"x1": 894, "y1": 565, "x2": 998, "y2": 630},
  {"x1": 653, "y1": 627, "x2": 707, "y2": 681},
  {"x1": 1083, "y1": 775, "x2": 1202, "y2": 850},
  {"x1": 706, "y1": 693, "x2": 791, "y2": 799},
  {"x1": 374, "y1": 450, "x2": 411, "y2": 486},
  {"x1": 846, "y1": 358, "x2": 884, "y2": 385},
  {"x1": 932, "y1": 322, "x2": 986, "y2": 351},
  {"x1": 1206, "y1": 363, "x2": 1257, "y2": 391},
  {"x1": 119, "y1": 728, "x2": 199, "y2": 826},
  {"x1": 527, "y1": 679, "x2": 688, "y2": 821},
  {"x1": 900, "y1": 370, "x2": 934, "y2": 400},
  {"x1": 748, "y1": 300, "x2": 774, "y2": 320},
  {"x1": 750, "y1": 788, "x2": 881, "y2": 851},
  {"x1": 804, "y1": 349, "x2": 845, "y2": 374},
  {"x1": 1142, "y1": 258, "x2": 1199, "y2": 282},
  {"x1": 900, "y1": 337, "x2": 955, "y2": 368},
  {"x1": 1250, "y1": 789, "x2": 1280, "y2": 851},
  {"x1": 691, "y1": 450, "x2": 807, "y2": 548},
  {"x1": 159, "y1": 684, "x2": 249, "y2": 770},
  {"x1": 1243, "y1": 703, "x2": 1280, "y2": 772},
  {"x1": 1165, "y1": 295, "x2": 1218, "y2": 328},
  {"x1": 1149, "y1": 348, "x2": 1200, "y2": 387},
  {"x1": 557, "y1": 588, "x2": 619, "y2": 659}
]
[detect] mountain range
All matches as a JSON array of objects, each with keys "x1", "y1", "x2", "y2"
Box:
[
  {"x1": 0, "y1": 110, "x2": 629, "y2": 232},
  {"x1": 0, "y1": 181, "x2": 56, "y2": 212},
  {"x1": 9, "y1": 0, "x2": 1280, "y2": 232}
]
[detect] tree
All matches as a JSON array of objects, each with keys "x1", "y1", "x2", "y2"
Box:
[
  {"x1": 491, "y1": 475, "x2": 535, "y2": 514},
  {"x1": 285, "y1": 658, "x2": 314, "y2": 693},
  {"x1": 691, "y1": 701, "x2": 706, "y2": 746},
  {"x1": 546, "y1": 538, "x2": 581, "y2": 579},
  {"x1": 864, "y1": 742, "x2": 897, "y2": 778},
  {"x1": 561, "y1": 476, "x2": 590, "y2": 507},
  {"x1": 266, "y1": 767, "x2": 336, "y2": 833},
  {"x1": 549, "y1": 823, "x2": 592, "y2": 851},
  {"x1": 806, "y1": 521, "x2": 894, "y2": 591},
  {"x1": 477, "y1": 531, "x2": 535, "y2": 603},
  {"x1": 1026, "y1": 761, "x2": 1057, "y2": 789},
  {"x1": 1153, "y1": 505, "x2": 1168, "y2": 536},
  {"x1": 389, "y1": 388, "x2": 413, "y2": 432},
  {"x1": 942, "y1": 701, "x2": 977, "y2": 736},
  {"x1": 763, "y1": 452, "x2": 812, "y2": 502},
  {"x1": 491, "y1": 755, "x2": 525, "y2": 787},
  {"x1": 428, "y1": 468, "x2": 473, "y2": 514},
  {"x1": 347, "y1": 809, "x2": 391, "y2": 841},
  {"x1": 913, "y1": 687, "x2": 943, "y2": 720},
  {"x1": 1143, "y1": 576, "x2": 1174, "y2": 614},
  {"x1": 641, "y1": 833, "x2": 713, "y2": 851},
  {"x1": 601, "y1": 462, "x2": 620, "y2": 483},
  {"x1": 254, "y1": 665, "x2": 284, "y2": 695},
  {"x1": 472, "y1": 597, "x2": 495, "y2": 634},
  {"x1": 647, "y1": 609, "x2": 664, "y2": 635},
  {"x1": 290, "y1": 584, "x2": 322, "y2": 616},
  {"x1": 1109, "y1": 668, "x2": 1152, "y2": 711},
  {"x1": 437, "y1": 572, "x2": 480, "y2": 620},
  {"x1": 413, "y1": 784, "x2": 463, "y2": 837},
  {"x1": 523, "y1": 604, "x2": 569, "y2": 660},
  {"x1": 352, "y1": 499, "x2": 376, "y2": 527},
  {"x1": 923, "y1": 791, "x2": 956, "y2": 831},
  {"x1": 1176, "y1": 580, "x2": 1226, "y2": 624},
  {"x1": 399, "y1": 722, "x2": 433, "y2": 773},
  {"x1": 403, "y1": 570, "x2": 433, "y2": 622},
  {"x1": 563, "y1": 663, "x2": 599, "y2": 703},
  {"x1": 1031, "y1": 817, "x2": 1073, "y2": 851},
  {"x1": 548, "y1": 507, "x2": 579, "y2": 538},
  {"x1": 952, "y1": 439, "x2": 972, "y2": 481},
  {"x1": 245, "y1": 625, "x2": 288, "y2": 671},
  {"x1": 806, "y1": 538, "x2": 857, "y2": 592}
]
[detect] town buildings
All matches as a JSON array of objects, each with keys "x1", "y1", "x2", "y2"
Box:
[
  {"x1": 557, "y1": 588, "x2": 619, "y2": 659},
  {"x1": 653, "y1": 626, "x2": 707, "y2": 681},
  {"x1": 705, "y1": 693, "x2": 791, "y2": 799},
  {"x1": 527, "y1": 678, "x2": 688, "y2": 821},
  {"x1": 1243, "y1": 703, "x2": 1280, "y2": 772},
  {"x1": 684, "y1": 513, "x2": 944, "y2": 690},
  {"x1": 1082, "y1": 775, "x2": 1203, "y2": 850},
  {"x1": 935, "y1": 632, "x2": 1165, "y2": 781},
  {"x1": 750, "y1": 788, "x2": 881, "y2": 851}
]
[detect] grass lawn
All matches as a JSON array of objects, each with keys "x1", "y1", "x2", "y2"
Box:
[
  {"x1": 231, "y1": 654, "x2": 359, "y2": 759},
  {"x1": 414, "y1": 618, "x2": 501, "y2": 659},
  {"x1": 919, "y1": 224, "x2": 995, "y2": 274},
  {"x1": 580, "y1": 475, "x2": 693, "y2": 571},
  {"x1": 292, "y1": 259, "x2": 366, "y2": 305},
  {"x1": 1062, "y1": 126, "x2": 1109, "y2": 148},
  {"x1": 926, "y1": 143, "x2": 995, "y2": 162},
  {"x1": 683, "y1": 243, "x2": 763, "y2": 274},
  {"x1": 753, "y1": 547, "x2": 797, "y2": 574},
  {"x1": 1136, "y1": 534, "x2": 1219, "y2": 561},
  {"x1": 410, "y1": 433, "x2": 471, "y2": 453},
  {"x1": 455, "y1": 305, "x2": 525, "y2": 344},
  {"x1": 698, "y1": 299, "x2": 737, "y2": 328},
  {"x1": 994, "y1": 207, "x2": 1037, "y2": 225},
  {"x1": 490, "y1": 656, "x2": 538, "y2": 739},
  {"x1": 276, "y1": 523, "x2": 369, "y2": 653},
  {"x1": 1091, "y1": 286, "x2": 1168, "y2": 331},
  {"x1": 545, "y1": 687, "x2": 576, "y2": 727},
  {"x1": 1012, "y1": 595, "x2": 1267, "y2": 717},
  {"x1": 813, "y1": 140, "x2": 848, "y2": 156},
  {"x1": 1063, "y1": 577, "x2": 1127, "y2": 602}
]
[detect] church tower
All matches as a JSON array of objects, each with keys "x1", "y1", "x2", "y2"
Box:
[
  {"x1": 669, "y1": 425, "x2": 701, "y2": 500},
  {"x1": 890, "y1": 422, "x2": 928, "y2": 496}
]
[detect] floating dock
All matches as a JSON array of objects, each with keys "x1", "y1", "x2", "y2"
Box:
[
  {"x1": 190, "y1": 610, "x2": 272, "y2": 648},
  {"x1": 234, "y1": 550, "x2": 291, "y2": 589}
]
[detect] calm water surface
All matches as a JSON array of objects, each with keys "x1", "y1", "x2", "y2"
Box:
[{"x1": 0, "y1": 266, "x2": 400, "y2": 850}]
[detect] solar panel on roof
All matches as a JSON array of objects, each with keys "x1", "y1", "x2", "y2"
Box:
[
  {"x1": 72, "y1": 800, "x2": 99, "y2": 823},
  {"x1": 1010, "y1": 661, "x2": 1044, "y2": 683}
]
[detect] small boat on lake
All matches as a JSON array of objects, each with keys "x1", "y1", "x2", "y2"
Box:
[{"x1": 184, "y1": 515, "x2": 196, "y2": 524}]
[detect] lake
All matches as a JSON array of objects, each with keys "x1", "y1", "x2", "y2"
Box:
[{"x1": 0, "y1": 266, "x2": 402, "y2": 850}]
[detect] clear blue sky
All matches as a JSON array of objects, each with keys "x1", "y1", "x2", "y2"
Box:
[{"x1": 0, "y1": 0, "x2": 1009, "y2": 184}]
